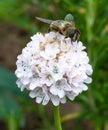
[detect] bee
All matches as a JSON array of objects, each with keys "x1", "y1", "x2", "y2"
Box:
[{"x1": 36, "y1": 14, "x2": 80, "y2": 42}]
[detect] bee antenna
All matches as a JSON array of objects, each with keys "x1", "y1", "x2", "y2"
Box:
[{"x1": 36, "y1": 17, "x2": 53, "y2": 24}]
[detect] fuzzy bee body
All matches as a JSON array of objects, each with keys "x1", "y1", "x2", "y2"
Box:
[{"x1": 36, "y1": 14, "x2": 80, "y2": 42}]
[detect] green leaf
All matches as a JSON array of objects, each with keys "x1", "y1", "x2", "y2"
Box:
[
  {"x1": 0, "y1": 68, "x2": 28, "y2": 98},
  {"x1": 0, "y1": 68, "x2": 29, "y2": 119}
]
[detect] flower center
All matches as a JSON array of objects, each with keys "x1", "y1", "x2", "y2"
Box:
[
  {"x1": 53, "y1": 66, "x2": 59, "y2": 74},
  {"x1": 46, "y1": 74, "x2": 52, "y2": 80}
]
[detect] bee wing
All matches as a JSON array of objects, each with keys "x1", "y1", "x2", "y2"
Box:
[
  {"x1": 64, "y1": 14, "x2": 75, "y2": 23},
  {"x1": 36, "y1": 17, "x2": 53, "y2": 24}
]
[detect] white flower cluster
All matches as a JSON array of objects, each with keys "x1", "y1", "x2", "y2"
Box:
[{"x1": 15, "y1": 32, "x2": 93, "y2": 106}]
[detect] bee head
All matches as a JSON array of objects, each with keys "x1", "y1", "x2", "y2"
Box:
[{"x1": 69, "y1": 29, "x2": 80, "y2": 41}]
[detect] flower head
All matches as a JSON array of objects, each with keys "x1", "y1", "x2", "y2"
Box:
[{"x1": 15, "y1": 32, "x2": 93, "y2": 106}]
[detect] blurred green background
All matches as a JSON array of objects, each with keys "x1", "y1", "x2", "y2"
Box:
[{"x1": 0, "y1": 0, "x2": 108, "y2": 130}]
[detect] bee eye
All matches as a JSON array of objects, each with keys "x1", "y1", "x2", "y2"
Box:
[{"x1": 69, "y1": 30, "x2": 75, "y2": 37}]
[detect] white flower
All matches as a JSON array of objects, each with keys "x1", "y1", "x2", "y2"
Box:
[
  {"x1": 72, "y1": 41, "x2": 86, "y2": 52},
  {"x1": 40, "y1": 42, "x2": 60, "y2": 60},
  {"x1": 50, "y1": 95, "x2": 66, "y2": 106},
  {"x1": 60, "y1": 38, "x2": 71, "y2": 52},
  {"x1": 31, "y1": 32, "x2": 45, "y2": 43},
  {"x1": 15, "y1": 32, "x2": 93, "y2": 106},
  {"x1": 47, "y1": 60, "x2": 65, "y2": 81},
  {"x1": 29, "y1": 78, "x2": 41, "y2": 90},
  {"x1": 50, "y1": 78, "x2": 72, "y2": 98},
  {"x1": 29, "y1": 86, "x2": 50, "y2": 105},
  {"x1": 40, "y1": 70, "x2": 54, "y2": 86}
]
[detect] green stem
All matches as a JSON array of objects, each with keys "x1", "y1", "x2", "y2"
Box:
[{"x1": 53, "y1": 105, "x2": 62, "y2": 130}]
